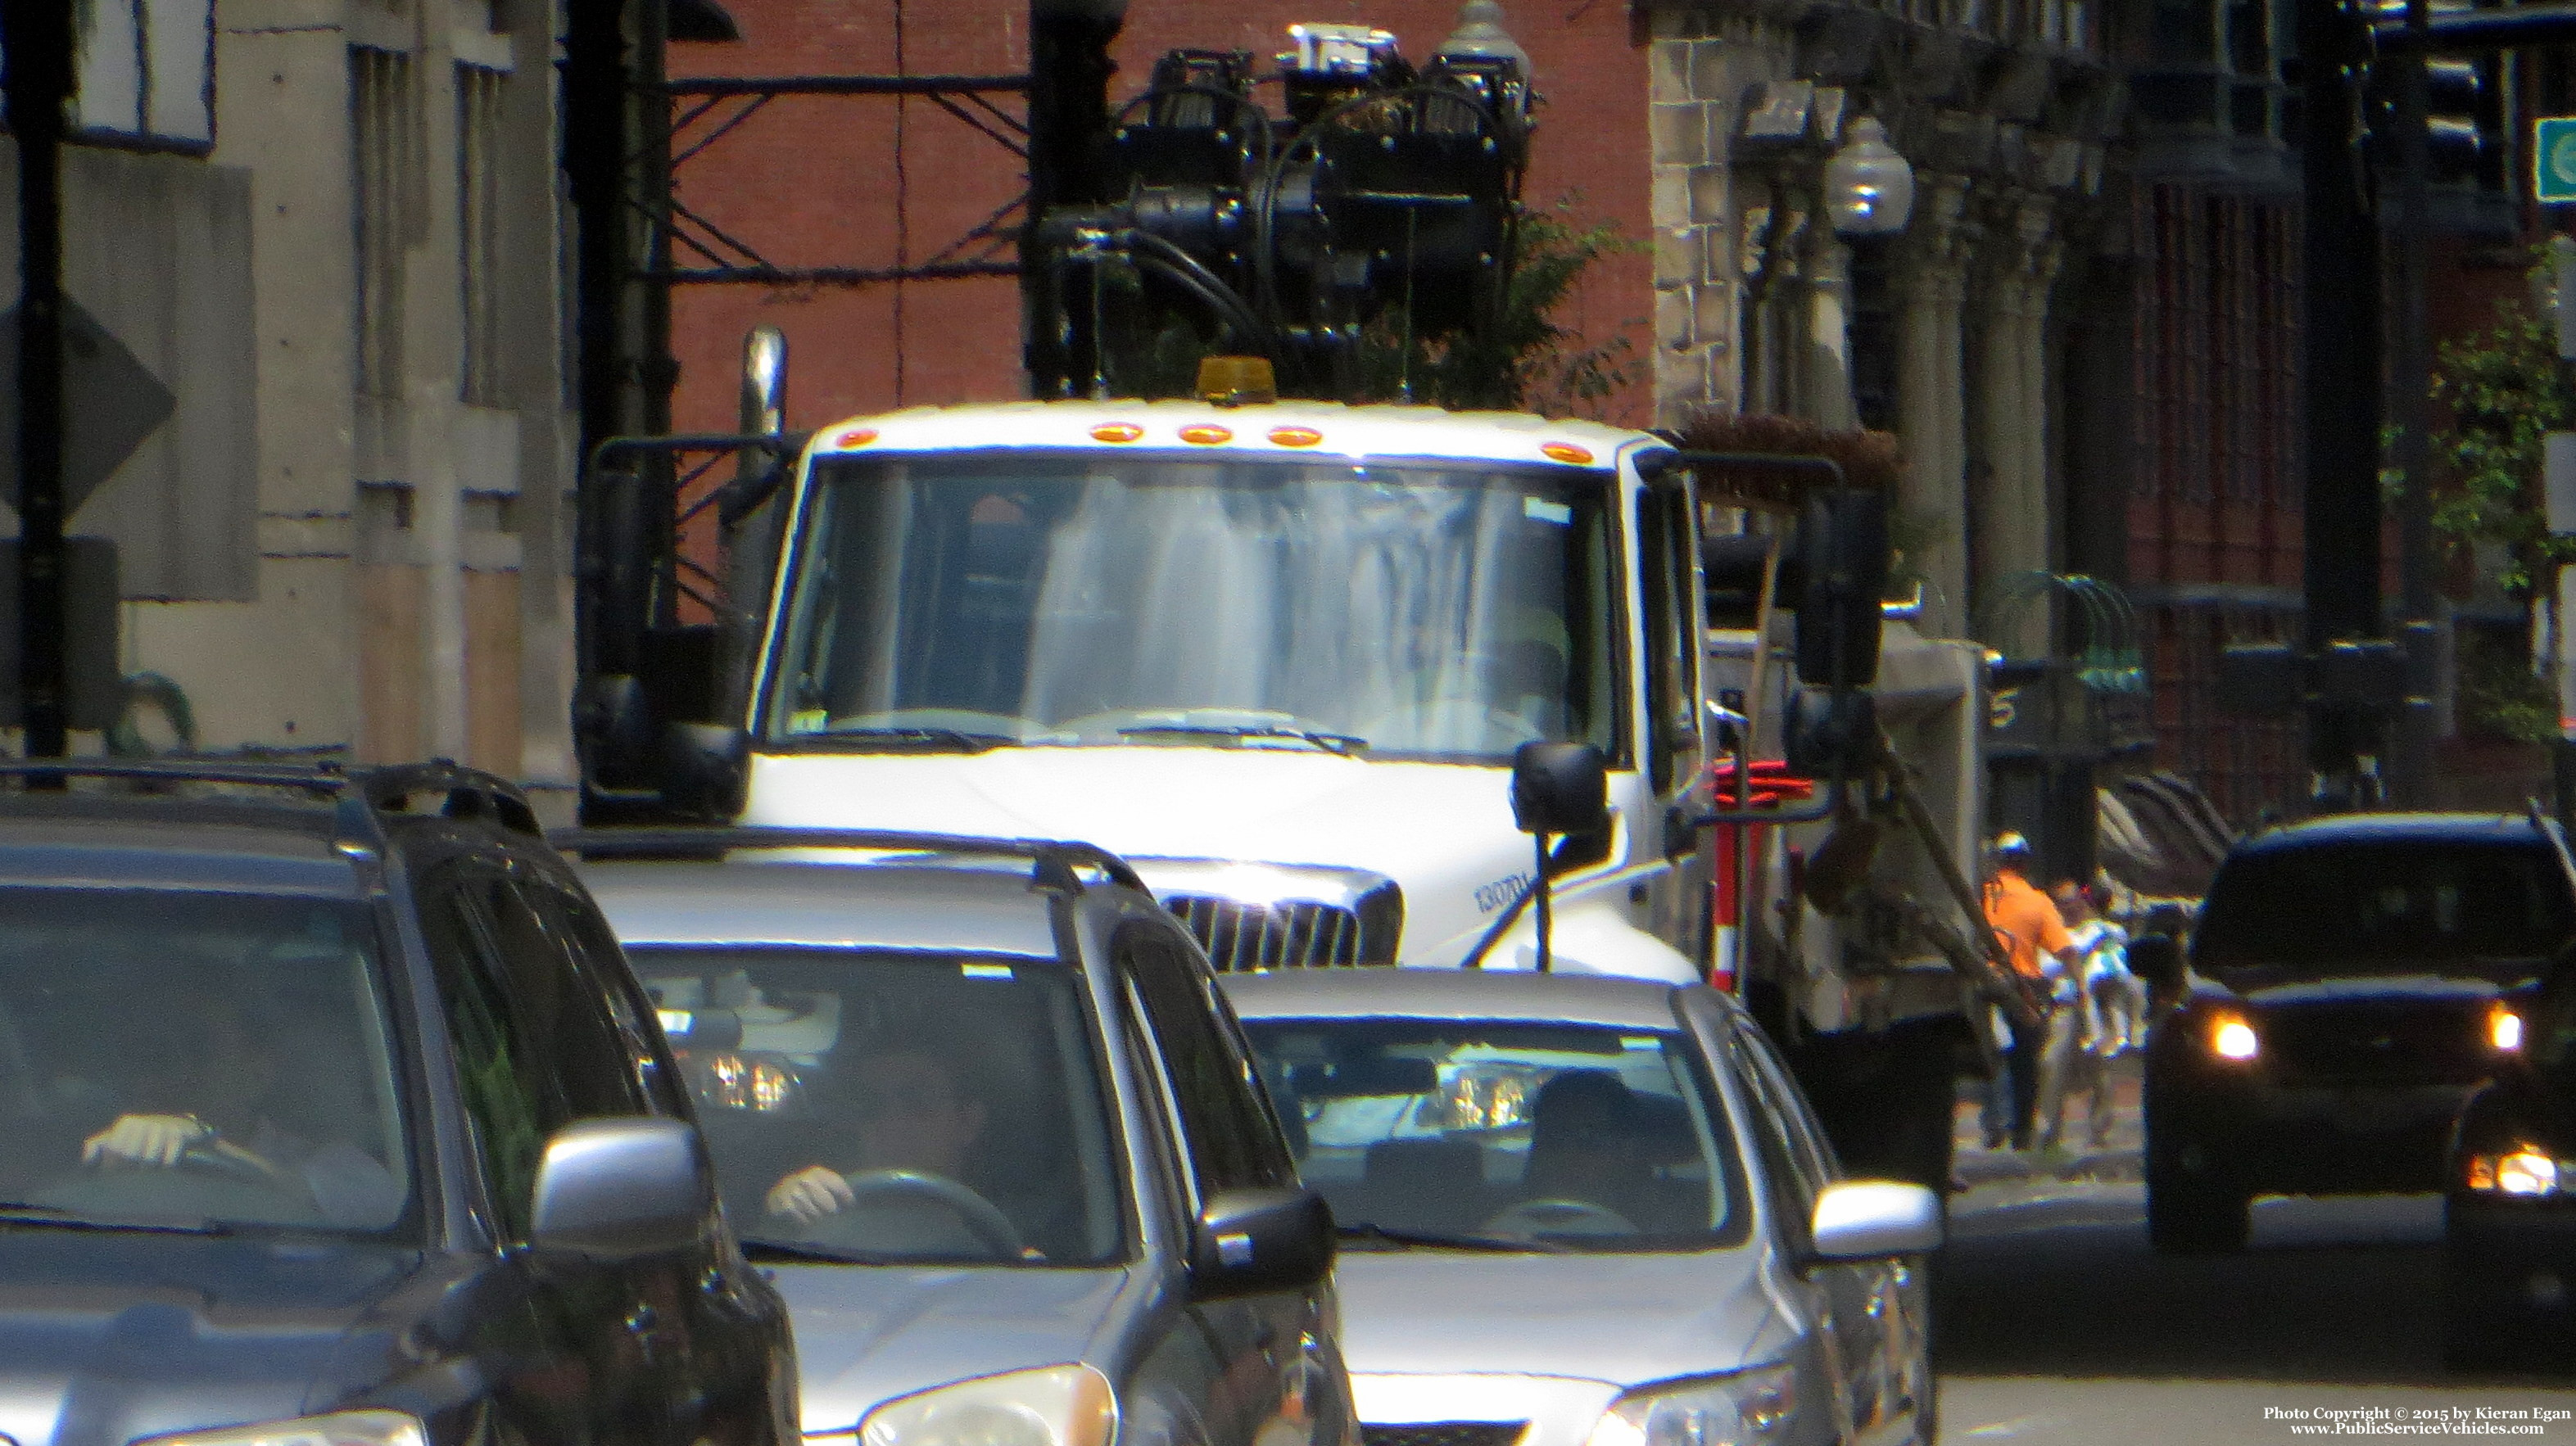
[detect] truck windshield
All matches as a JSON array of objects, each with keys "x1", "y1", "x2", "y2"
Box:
[{"x1": 761, "y1": 450, "x2": 1624, "y2": 764}]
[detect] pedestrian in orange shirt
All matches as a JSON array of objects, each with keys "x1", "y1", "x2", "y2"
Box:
[{"x1": 1978, "y1": 833, "x2": 2085, "y2": 1152}]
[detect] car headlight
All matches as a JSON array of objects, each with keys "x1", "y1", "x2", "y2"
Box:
[
  {"x1": 2466, "y1": 1147, "x2": 2571, "y2": 1197},
  {"x1": 134, "y1": 1412, "x2": 425, "y2": 1446},
  {"x1": 2491, "y1": 1004, "x2": 2525, "y2": 1053},
  {"x1": 843, "y1": 1365, "x2": 1117, "y2": 1446},
  {"x1": 1582, "y1": 1367, "x2": 1797, "y2": 1446},
  {"x1": 2207, "y1": 1011, "x2": 2258, "y2": 1062}
]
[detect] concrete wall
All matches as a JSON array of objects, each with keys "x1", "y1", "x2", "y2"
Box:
[{"x1": 0, "y1": 0, "x2": 580, "y2": 811}]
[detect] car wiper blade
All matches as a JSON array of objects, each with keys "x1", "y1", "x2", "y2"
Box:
[
  {"x1": 1335, "y1": 1221, "x2": 1562, "y2": 1253},
  {"x1": 0, "y1": 1203, "x2": 230, "y2": 1236},
  {"x1": 1116, "y1": 722, "x2": 1367, "y2": 756},
  {"x1": 799, "y1": 727, "x2": 1016, "y2": 753}
]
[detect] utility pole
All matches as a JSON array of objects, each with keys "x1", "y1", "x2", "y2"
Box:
[
  {"x1": 3, "y1": 0, "x2": 73, "y2": 761},
  {"x1": 2300, "y1": 0, "x2": 2387, "y2": 807},
  {"x1": 2389, "y1": 0, "x2": 2438, "y2": 807}
]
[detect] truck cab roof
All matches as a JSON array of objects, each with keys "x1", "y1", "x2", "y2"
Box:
[{"x1": 800, "y1": 397, "x2": 1654, "y2": 470}]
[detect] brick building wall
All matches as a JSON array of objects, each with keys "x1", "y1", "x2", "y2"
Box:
[{"x1": 661, "y1": 0, "x2": 1656, "y2": 438}]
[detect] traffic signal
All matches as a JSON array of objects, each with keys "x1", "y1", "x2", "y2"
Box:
[{"x1": 2363, "y1": 49, "x2": 2509, "y2": 197}]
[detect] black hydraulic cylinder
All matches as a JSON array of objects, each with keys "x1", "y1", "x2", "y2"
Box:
[{"x1": 4, "y1": 0, "x2": 73, "y2": 761}]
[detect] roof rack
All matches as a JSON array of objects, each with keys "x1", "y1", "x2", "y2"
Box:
[
  {"x1": 0, "y1": 757, "x2": 546, "y2": 851},
  {"x1": 550, "y1": 825, "x2": 1152, "y2": 895}
]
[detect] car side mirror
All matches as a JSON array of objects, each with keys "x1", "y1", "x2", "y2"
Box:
[
  {"x1": 528, "y1": 1118, "x2": 713, "y2": 1263},
  {"x1": 1809, "y1": 1180, "x2": 1942, "y2": 1262},
  {"x1": 1511, "y1": 742, "x2": 1609, "y2": 838},
  {"x1": 2127, "y1": 933, "x2": 2184, "y2": 992},
  {"x1": 1188, "y1": 1186, "x2": 1334, "y2": 1301}
]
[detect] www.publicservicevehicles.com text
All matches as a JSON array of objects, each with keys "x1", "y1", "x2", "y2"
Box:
[{"x1": 2269, "y1": 1407, "x2": 2570, "y2": 1435}]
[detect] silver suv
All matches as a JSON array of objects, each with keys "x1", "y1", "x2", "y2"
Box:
[{"x1": 566, "y1": 827, "x2": 1359, "y2": 1446}]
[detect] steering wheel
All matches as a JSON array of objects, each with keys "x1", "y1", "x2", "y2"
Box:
[
  {"x1": 170, "y1": 1141, "x2": 286, "y2": 1189},
  {"x1": 1478, "y1": 1198, "x2": 1637, "y2": 1240},
  {"x1": 799, "y1": 1168, "x2": 1023, "y2": 1258},
  {"x1": 1356, "y1": 699, "x2": 1547, "y2": 752}
]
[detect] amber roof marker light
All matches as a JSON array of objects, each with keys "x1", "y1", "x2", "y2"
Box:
[{"x1": 1197, "y1": 356, "x2": 1279, "y2": 407}]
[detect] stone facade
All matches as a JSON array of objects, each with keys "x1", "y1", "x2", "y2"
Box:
[{"x1": 1641, "y1": 0, "x2": 2118, "y2": 647}]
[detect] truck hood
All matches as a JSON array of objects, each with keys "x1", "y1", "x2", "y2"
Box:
[
  {"x1": 1333, "y1": 1249, "x2": 1787, "y2": 1388},
  {"x1": 746, "y1": 748, "x2": 1514, "y2": 871},
  {"x1": 0, "y1": 1233, "x2": 419, "y2": 1446},
  {"x1": 742, "y1": 750, "x2": 1695, "y2": 982},
  {"x1": 776, "y1": 1263, "x2": 1141, "y2": 1434}
]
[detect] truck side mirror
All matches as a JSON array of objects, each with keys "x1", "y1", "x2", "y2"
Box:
[
  {"x1": 660, "y1": 723, "x2": 750, "y2": 821},
  {"x1": 1511, "y1": 742, "x2": 1609, "y2": 838},
  {"x1": 1782, "y1": 685, "x2": 1877, "y2": 778},
  {"x1": 1793, "y1": 489, "x2": 1889, "y2": 689}
]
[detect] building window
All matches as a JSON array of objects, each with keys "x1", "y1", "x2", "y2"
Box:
[
  {"x1": 458, "y1": 63, "x2": 507, "y2": 408},
  {"x1": 351, "y1": 47, "x2": 418, "y2": 403},
  {"x1": 72, "y1": 0, "x2": 215, "y2": 148}
]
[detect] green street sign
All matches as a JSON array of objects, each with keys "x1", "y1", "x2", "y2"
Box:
[{"x1": 2539, "y1": 117, "x2": 2576, "y2": 203}]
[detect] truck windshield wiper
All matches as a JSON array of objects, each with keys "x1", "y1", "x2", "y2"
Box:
[
  {"x1": 1116, "y1": 722, "x2": 1367, "y2": 756},
  {"x1": 0, "y1": 1203, "x2": 230, "y2": 1236},
  {"x1": 798, "y1": 727, "x2": 1016, "y2": 754},
  {"x1": 1335, "y1": 1221, "x2": 1561, "y2": 1253}
]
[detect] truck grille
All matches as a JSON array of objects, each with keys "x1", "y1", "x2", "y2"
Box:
[
  {"x1": 1361, "y1": 1426, "x2": 1527, "y2": 1446},
  {"x1": 2259, "y1": 1000, "x2": 2490, "y2": 1084},
  {"x1": 1165, "y1": 895, "x2": 1371, "y2": 969}
]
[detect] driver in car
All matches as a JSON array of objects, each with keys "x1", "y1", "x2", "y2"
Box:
[
  {"x1": 765, "y1": 1046, "x2": 988, "y2": 1225},
  {"x1": 82, "y1": 981, "x2": 402, "y2": 1227}
]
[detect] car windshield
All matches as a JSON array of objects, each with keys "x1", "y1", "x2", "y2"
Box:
[
  {"x1": 0, "y1": 887, "x2": 411, "y2": 1233},
  {"x1": 628, "y1": 945, "x2": 1125, "y2": 1266},
  {"x1": 1238, "y1": 1016, "x2": 1748, "y2": 1253},
  {"x1": 2195, "y1": 840, "x2": 2576, "y2": 974},
  {"x1": 760, "y1": 451, "x2": 1625, "y2": 764}
]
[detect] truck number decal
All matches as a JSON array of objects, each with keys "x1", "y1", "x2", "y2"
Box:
[{"x1": 1474, "y1": 873, "x2": 1534, "y2": 914}]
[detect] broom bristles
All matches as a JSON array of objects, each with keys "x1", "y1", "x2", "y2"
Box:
[{"x1": 1671, "y1": 409, "x2": 1905, "y2": 508}]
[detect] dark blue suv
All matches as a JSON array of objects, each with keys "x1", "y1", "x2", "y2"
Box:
[{"x1": 0, "y1": 760, "x2": 795, "y2": 1446}]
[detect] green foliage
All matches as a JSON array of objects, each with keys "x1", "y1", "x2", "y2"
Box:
[
  {"x1": 2423, "y1": 255, "x2": 2576, "y2": 596},
  {"x1": 2457, "y1": 624, "x2": 2561, "y2": 743},
  {"x1": 1353, "y1": 198, "x2": 1645, "y2": 415}
]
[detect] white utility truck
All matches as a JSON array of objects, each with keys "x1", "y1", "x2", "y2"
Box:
[{"x1": 582, "y1": 368, "x2": 2011, "y2": 1190}]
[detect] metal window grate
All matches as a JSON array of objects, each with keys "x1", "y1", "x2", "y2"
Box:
[
  {"x1": 1163, "y1": 895, "x2": 1368, "y2": 970},
  {"x1": 1361, "y1": 1426, "x2": 1528, "y2": 1446},
  {"x1": 351, "y1": 46, "x2": 420, "y2": 402},
  {"x1": 457, "y1": 61, "x2": 507, "y2": 407}
]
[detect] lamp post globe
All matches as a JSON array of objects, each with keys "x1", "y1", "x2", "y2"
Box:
[{"x1": 1824, "y1": 116, "x2": 1915, "y2": 237}]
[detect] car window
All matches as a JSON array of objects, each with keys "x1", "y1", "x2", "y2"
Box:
[
  {"x1": 1240, "y1": 1013, "x2": 1751, "y2": 1252},
  {"x1": 1724, "y1": 1023, "x2": 1832, "y2": 1244},
  {"x1": 418, "y1": 862, "x2": 649, "y2": 1237},
  {"x1": 1116, "y1": 923, "x2": 1296, "y2": 1201},
  {"x1": 0, "y1": 886, "x2": 412, "y2": 1234},
  {"x1": 626, "y1": 943, "x2": 1127, "y2": 1266},
  {"x1": 523, "y1": 881, "x2": 688, "y2": 1117}
]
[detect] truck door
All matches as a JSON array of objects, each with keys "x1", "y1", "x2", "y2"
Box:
[{"x1": 1637, "y1": 468, "x2": 1713, "y2": 965}]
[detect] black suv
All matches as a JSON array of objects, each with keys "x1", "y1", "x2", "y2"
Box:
[
  {"x1": 0, "y1": 761, "x2": 796, "y2": 1446},
  {"x1": 2144, "y1": 812, "x2": 2571, "y2": 1254}
]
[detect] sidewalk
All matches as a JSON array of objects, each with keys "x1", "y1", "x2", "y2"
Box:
[{"x1": 1952, "y1": 1049, "x2": 2144, "y2": 1190}]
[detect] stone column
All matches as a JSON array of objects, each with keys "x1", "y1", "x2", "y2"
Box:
[
  {"x1": 1972, "y1": 192, "x2": 2058, "y2": 657},
  {"x1": 1803, "y1": 211, "x2": 1858, "y2": 430},
  {"x1": 1895, "y1": 174, "x2": 1972, "y2": 635}
]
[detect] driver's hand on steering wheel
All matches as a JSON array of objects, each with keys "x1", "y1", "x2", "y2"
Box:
[
  {"x1": 83, "y1": 1113, "x2": 213, "y2": 1168},
  {"x1": 767, "y1": 1164, "x2": 858, "y2": 1225}
]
